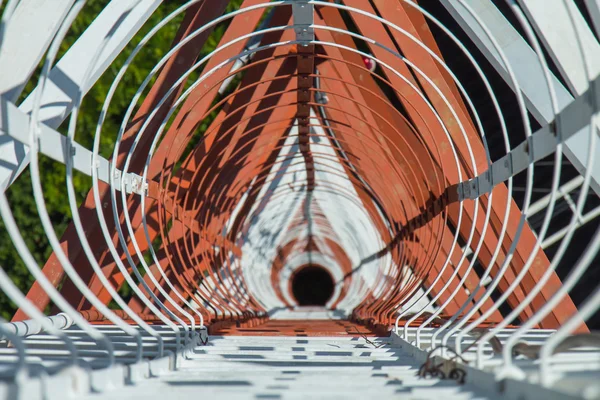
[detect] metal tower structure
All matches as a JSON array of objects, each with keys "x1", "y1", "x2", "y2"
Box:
[{"x1": 0, "y1": 0, "x2": 599, "y2": 398}]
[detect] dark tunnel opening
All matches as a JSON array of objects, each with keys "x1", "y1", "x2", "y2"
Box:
[{"x1": 291, "y1": 265, "x2": 335, "y2": 306}]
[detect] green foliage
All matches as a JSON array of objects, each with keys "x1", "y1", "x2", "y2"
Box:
[{"x1": 0, "y1": 0, "x2": 244, "y2": 320}]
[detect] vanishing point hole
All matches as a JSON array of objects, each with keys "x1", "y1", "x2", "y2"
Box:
[{"x1": 291, "y1": 265, "x2": 334, "y2": 306}]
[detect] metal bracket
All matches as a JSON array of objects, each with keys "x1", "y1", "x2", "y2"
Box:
[
  {"x1": 122, "y1": 173, "x2": 146, "y2": 195},
  {"x1": 292, "y1": 0, "x2": 314, "y2": 45},
  {"x1": 113, "y1": 169, "x2": 122, "y2": 186}
]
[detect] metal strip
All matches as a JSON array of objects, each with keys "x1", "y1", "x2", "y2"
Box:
[
  {"x1": 457, "y1": 77, "x2": 598, "y2": 200},
  {"x1": 0, "y1": 98, "x2": 145, "y2": 195}
]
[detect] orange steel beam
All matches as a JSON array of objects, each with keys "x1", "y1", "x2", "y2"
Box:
[
  {"x1": 312, "y1": 7, "x2": 494, "y2": 325},
  {"x1": 101, "y1": 1, "x2": 265, "y2": 303},
  {"x1": 338, "y1": 0, "x2": 581, "y2": 329},
  {"x1": 84, "y1": 0, "x2": 269, "y2": 319},
  {"x1": 146, "y1": 45, "x2": 300, "y2": 320},
  {"x1": 169, "y1": 12, "x2": 297, "y2": 320}
]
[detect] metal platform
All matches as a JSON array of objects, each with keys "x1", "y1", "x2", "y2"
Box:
[{"x1": 0, "y1": 312, "x2": 597, "y2": 399}]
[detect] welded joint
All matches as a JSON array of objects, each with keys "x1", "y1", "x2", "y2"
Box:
[
  {"x1": 112, "y1": 169, "x2": 122, "y2": 185},
  {"x1": 458, "y1": 173, "x2": 489, "y2": 201},
  {"x1": 458, "y1": 170, "x2": 497, "y2": 201},
  {"x1": 455, "y1": 184, "x2": 464, "y2": 202},
  {"x1": 292, "y1": 1, "x2": 314, "y2": 45},
  {"x1": 463, "y1": 181, "x2": 471, "y2": 199},
  {"x1": 122, "y1": 172, "x2": 146, "y2": 195}
]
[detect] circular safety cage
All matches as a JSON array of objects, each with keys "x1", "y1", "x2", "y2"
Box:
[{"x1": 0, "y1": 0, "x2": 599, "y2": 399}]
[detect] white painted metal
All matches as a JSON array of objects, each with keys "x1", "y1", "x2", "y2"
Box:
[
  {"x1": 517, "y1": 0, "x2": 600, "y2": 96},
  {"x1": 458, "y1": 78, "x2": 598, "y2": 201},
  {"x1": 1, "y1": 313, "x2": 73, "y2": 337},
  {"x1": 0, "y1": 0, "x2": 75, "y2": 102},
  {"x1": 441, "y1": 0, "x2": 600, "y2": 196},
  {"x1": 0, "y1": 319, "x2": 590, "y2": 400},
  {"x1": 0, "y1": 0, "x2": 161, "y2": 191},
  {"x1": 0, "y1": 99, "x2": 145, "y2": 194},
  {"x1": 79, "y1": 330, "x2": 490, "y2": 400}
]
